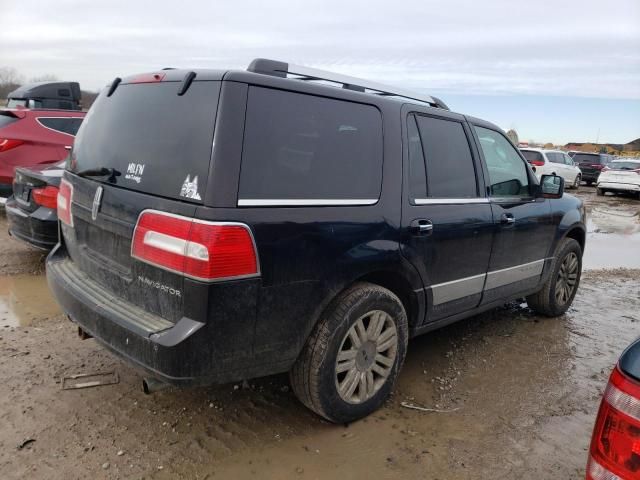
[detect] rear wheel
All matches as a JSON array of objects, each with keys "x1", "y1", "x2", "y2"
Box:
[
  {"x1": 572, "y1": 175, "x2": 581, "y2": 189},
  {"x1": 526, "y1": 238, "x2": 582, "y2": 317},
  {"x1": 597, "y1": 188, "x2": 605, "y2": 196},
  {"x1": 586, "y1": 180, "x2": 593, "y2": 186},
  {"x1": 290, "y1": 282, "x2": 408, "y2": 423}
]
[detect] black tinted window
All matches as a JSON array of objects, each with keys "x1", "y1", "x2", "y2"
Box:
[
  {"x1": 414, "y1": 115, "x2": 477, "y2": 198},
  {"x1": 407, "y1": 115, "x2": 427, "y2": 199},
  {"x1": 239, "y1": 87, "x2": 382, "y2": 203},
  {"x1": 72, "y1": 81, "x2": 220, "y2": 203},
  {"x1": 521, "y1": 150, "x2": 544, "y2": 163},
  {"x1": 38, "y1": 117, "x2": 83, "y2": 136},
  {"x1": 0, "y1": 114, "x2": 18, "y2": 129},
  {"x1": 475, "y1": 126, "x2": 530, "y2": 197}
]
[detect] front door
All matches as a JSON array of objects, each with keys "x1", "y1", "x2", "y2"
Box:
[
  {"x1": 400, "y1": 112, "x2": 494, "y2": 322},
  {"x1": 471, "y1": 125, "x2": 555, "y2": 304}
]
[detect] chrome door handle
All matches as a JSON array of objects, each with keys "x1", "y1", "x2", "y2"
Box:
[
  {"x1": 500, "y1": 213, "x2": 515, "y2": 225},
  {"x1": 410, "y1": 219, "x2": 433, "y2": 234}
]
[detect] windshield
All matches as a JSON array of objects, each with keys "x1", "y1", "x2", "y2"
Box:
[
  {"x1": 6, "y1": 99, "x2": 27, "y2": 108},
  {"x1": 71, "y1": 80, "x2": 221, "y2": 203},
  {"x1": 609, "y1": 161, "x2": 640, "y2": 171}
]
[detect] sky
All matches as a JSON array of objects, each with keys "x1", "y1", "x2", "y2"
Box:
[{"x1": 1, "y1": 0, "x2": 639, "y2": 145}]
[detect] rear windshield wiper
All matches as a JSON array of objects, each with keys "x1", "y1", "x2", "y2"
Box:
[{"x1": 75, "y1": 167, "x2": 121, "y2": 181}]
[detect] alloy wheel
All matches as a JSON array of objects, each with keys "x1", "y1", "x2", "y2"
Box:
[
  {"x1": 555, "y1": 252, "x2": 579, "y2": 305},
  {"x1": 335, "y1": 310, "x2": 398, "y2": 404}
]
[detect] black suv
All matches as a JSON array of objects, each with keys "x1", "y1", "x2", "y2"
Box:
[
  {"x1": 570, "y1": 151, "x2": 613, "y2": 185},
  {"x1": 47, "y1": 59, "x2": 586, "y2": 423}
]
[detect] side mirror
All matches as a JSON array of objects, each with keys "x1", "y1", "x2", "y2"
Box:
[{"x1": 540, "y1": 174, "x2": 564, "y2": 199}]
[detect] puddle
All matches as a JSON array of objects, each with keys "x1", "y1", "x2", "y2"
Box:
[
  {"x1": 582, "y1": 196, "x2": 640, "y2": 269},
  {"x1": 0, "y1": 275, "x2": 61, "y2": 327}
]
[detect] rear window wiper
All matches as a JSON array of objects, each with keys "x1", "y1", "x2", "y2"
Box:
[{"x1": 75, "y1": 167, "x2": 121, "y2": 181}]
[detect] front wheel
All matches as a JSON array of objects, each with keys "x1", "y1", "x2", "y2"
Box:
[
  {"x1": 290, "y1": 283, "x2": 408, "y2": 423},
  {"x1": 526, "y1": 238, "x2": 582, "y2": 317}
]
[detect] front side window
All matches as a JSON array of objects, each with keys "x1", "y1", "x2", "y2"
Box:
[
  {"x1": 474, "y1": 126, "x2": 530, "y2": 197},
  {"x1": 414, "y1": 115, "x2": 478, "y2": 198},
  {"x1": 239, "y1": 87, "x2": 383, "y2": 204}
]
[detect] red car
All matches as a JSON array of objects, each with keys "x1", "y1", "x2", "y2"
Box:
[{"x1": 0, "y1": 108, "x2": 85, "y2": 203}]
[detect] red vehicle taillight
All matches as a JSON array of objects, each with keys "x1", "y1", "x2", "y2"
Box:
[
  {"x1": 587, "y1": 366, "x2": 640, "y2": 480},
  {"x1": 131, "y1": 210, "x2": 259, "y2": 282},
  {"x1": 530, "y1": 160, "x2": 545, "y2": 167},
  {"x1": 32, "y1": 185, "x2": 59, "y2": 209},
  {"x1": 57, "y1": 179, "x2": 74, "y2": 226},
  {"x1": 0, "y1": 138, "x2": 24, "y2": 152},
  {"x1": 592, "y1": 164, "x2": 605, "y2": 170}
]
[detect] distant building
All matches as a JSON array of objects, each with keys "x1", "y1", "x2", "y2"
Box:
[{"x1": 506, "y1": 129, "x2": 519, "y2": 145}]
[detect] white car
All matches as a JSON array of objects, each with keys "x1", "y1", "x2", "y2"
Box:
[
  {"x1": 520, "y1": 148, "x2": 582, "y2": 189},
  {"x1": 597, "y1": 158, "x2": 640, "y2": 197}
]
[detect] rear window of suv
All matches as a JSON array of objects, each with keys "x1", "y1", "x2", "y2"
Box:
[
  {"x1": 70, "y1": 81, "x2": 220, "y2": 203},
  {"x1": 520, "y1": 150, "x2": 544, "y2": 164},
  {"x1": 573, "y1": 153, "x2": 606, "y2": 164},
  {"x1": 238, "y1": 87, "x2": 383, "y2": 206}
]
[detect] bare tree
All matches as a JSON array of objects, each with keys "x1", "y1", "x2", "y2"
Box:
[
  {"x1": 29, "y1": 74, "x2": 59, "y2": 83},
  {"x1": 0, "y1": 66, "x2": 24, "y2": 98}
]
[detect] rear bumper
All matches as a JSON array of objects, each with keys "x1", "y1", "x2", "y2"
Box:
[
  {"x1": 597, "y1": 181, "x2": 640, "y2": 192},
  {"x1": 46, "y1": 245, "x2": 274, "y2": 385},
  {"x1": 6, "y1": 197, "x2": 58, "y2": 250},
  {"x1": 578, "y1": 171, "x2": 600, "y2": 182}
]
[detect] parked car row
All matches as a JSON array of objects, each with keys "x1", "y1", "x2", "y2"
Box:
[{"x1": 520, "y1": 148, "x2": 582, "y2": 189}]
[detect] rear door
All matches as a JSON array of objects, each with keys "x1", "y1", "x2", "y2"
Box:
[
  {"x1": 400, "y1": 108, "x2": 493, "y2": 322},
  {"x1": 61, "y1": 78, "x2": 221, "y2": 323},
  {"x1": 471, "y1": 125, "x2": 555, "y2": 303}
]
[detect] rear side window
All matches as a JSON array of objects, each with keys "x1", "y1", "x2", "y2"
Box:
[
  {"x1": 547, "y1": 152, "x2": 563, "y2": 164},
  {"x1": 71, "y1": 81, "x2": 220, "y2": 203},
  {"x1": 37, "y1": 117, "x2": 83, "y2": 136},
  {"x1": 238, "y1": 87, "x2": 382, "y2": 205},
  {"x1": 0, "y1": 114, "x2": 18, "y2": 129},
  {"x1": 521, "y1": 150, "x2": 544, "y2": 164},
  {"x1": 414, "y1": 115, "x2": 477, "y2": 198}
]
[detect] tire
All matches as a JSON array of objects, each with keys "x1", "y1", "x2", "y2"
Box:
[
  {"x1": 290, "y1": 282, "x2": 408, "y2": 423},
  {"x1": 526, "y1": 238, "x2": 582, "y2": 317},
  {"x1": 572, "y1": 175, "x2": 581, "y2": 189},
  {"x1": 597, "y1": 188, "x2": 604, "y2": 196},
  {"x1": 586, "y1": 180, "x2": 593, "y2": 186}
]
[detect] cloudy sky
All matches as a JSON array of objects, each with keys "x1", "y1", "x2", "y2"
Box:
[{"x1": 2, "y1": 0, "x2": 639, "y2": 144}]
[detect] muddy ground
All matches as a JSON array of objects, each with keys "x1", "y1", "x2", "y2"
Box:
[{"x1": 0, "y1": 185, "x2": 638, "y2": 479}]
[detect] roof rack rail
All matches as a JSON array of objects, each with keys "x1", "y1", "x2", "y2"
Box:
[{"x1": 247, "y1": 58, "x2": 449, "y2": 110}]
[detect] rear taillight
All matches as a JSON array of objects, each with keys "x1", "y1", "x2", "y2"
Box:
[
  {"x1": 592, "y1": 164, "x2": 605, "y2": 170},
  {"x1": 131, "y1": 210, "x2": 259, "y2": 282},
  {"x1": 587, "y1": 366, "x2": 640, "y2": 479},
  {"x1": 530, "y1": 160, "x2": 545, "y2": 167},
  {"x1": 32, "y1": 185, "x2": 59, "y2": 209},
  {"x1": 57, "y1": 179, "x2": 74, "y2": 226},
  {"x1": 0, "y1": 138, "x2": 24, "y2": 152}
]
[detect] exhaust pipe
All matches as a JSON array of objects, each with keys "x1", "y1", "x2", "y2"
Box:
[{"x1": 142, "y1": 377, "x2": 170, "y2": 394}]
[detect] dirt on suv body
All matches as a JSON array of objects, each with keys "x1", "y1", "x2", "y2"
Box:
[{"x1": 47, "y1": 59, "x2": 587, "y2": 422}]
